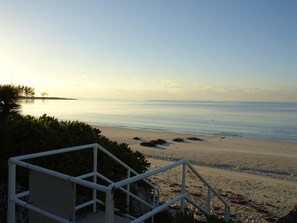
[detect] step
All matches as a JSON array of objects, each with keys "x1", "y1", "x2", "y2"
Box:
[{"x1": 77, "y1": 211, "x2": 131, "y2": 223}]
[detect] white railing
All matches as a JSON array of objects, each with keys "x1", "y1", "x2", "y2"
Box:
[
  {"x1": 110, "y1": 159, "x2": 230, "y2": 223},
  {"x1": 7, "y1": 143, "x2": 230, "y2": 223}
]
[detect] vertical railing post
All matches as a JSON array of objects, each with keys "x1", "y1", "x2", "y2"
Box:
[
  {"x1": 7, "y1": 160, "x2": 16, "y2": 223},
  {"x1": 93, "y1": 147, "x2": 98, "y2": 213},
  {"x1": 150, "y1": 188, "x2": 156, "y2": 223},
  {"x1": 224, "y1": 205, "x2": 230, "y2": 222},
  {"x1": 207, "y1": 186, "x2": 211, "y2": 215},
  {"x1": 180, "y1": 162, "x2": 186, "y2": 213},
  {"x1": 126, "y1": 169, "x2": 130, "y2": 213},
  {"x1": 105, "y1": 189, "x2": 114, "y2": 223}
]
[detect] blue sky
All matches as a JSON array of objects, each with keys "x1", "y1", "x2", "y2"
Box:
[{"x1": 0, "y1": 0, "x2": 296, "y2": 101}]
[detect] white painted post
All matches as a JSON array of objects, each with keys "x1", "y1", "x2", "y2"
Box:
[
  {"x1": 207, "y1": 186, "x2": 211, "y2": 215},
  {"x1": 150, "y1": 188, "x2": 156, "y2": 223},
  {"x1": 126, "y1": 169, "x2": 130, "y2": 213},
  {"x1": 93, "y1": 147, "x2": 98, "y2": 213},
  {"x1": 224, "y1": 205, "x2": 230, "y2": 222},
  {"x1": 180, "y1": 162, "x2": 186, "y2": 212},
  {"x1": 7, "y1": 160, "x2": 16, "y2": 223},
  {"x1": 105, "y1": 189, "x2": 114, "y2": 223}
]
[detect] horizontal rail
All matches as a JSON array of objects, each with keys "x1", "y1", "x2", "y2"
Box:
[
  {"x1": 11, "y1": 197, "x2": 74, "y2": 223},
  {"x1": 10, "y1": 158, "x2": 109, "y2": 192},
  {"x1": 111, "y1": 159, "x2": 186, "y2": 189},
  {"x1": 75, "y1": 200, "x2": 95, "y2": 211},
  {"x1": 12, "y1": 143, "x2": 98, "y2": 161},
  {"x1": 10, "y1": 143, "x2": 159, "y2": 194},
  {"x1": 77, "y1": 172, "x2": 95, "y2": 179},
  {"x1": 131, "y1": 194, "x2": 185, "y2": 223},
  {"x1": 96, "y1": 173, "x2": 154, "y2": 209},
  {"x1": 96, "y1": 199, "x2": 105, "y2": 206},
  {"x1": 15, "y1": 191, "x2": 29, "y2": 199}
]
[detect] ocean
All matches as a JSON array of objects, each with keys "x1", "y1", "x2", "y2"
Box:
[{"x1": 20, "y1": 98, "x2": 297, "y2": 142}]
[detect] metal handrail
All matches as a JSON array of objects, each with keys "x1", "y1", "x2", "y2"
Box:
[
  {"x1": 7, "y1": 143, "x2": 160, "y2": 223},
  {"x1": 10, "y1": 158, "x2": 109, "y2": 192},
  {"x1": 7, "y1": 143, "x2": 230, "y2": 223},
  {"x1": 111, "y1": 159, "x2": 230, "y2": 222}
]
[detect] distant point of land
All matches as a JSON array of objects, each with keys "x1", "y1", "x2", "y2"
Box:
[{"x1": 18, "y1": 96, "x2": 77, "y2": 100}]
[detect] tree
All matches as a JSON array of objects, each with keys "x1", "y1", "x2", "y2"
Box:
[
  {"x1": 41, "y1": 92, "x2": 48, "y2": 97},
  {"x1": 0, "y1": 84, "x2": 21, "y2": 119},
  {"x1": 24, "y1": 86, "x2": 35, "y2": 97},
  {"x1": 16, "y1": 85, "x2": 35, "y2": 97}
]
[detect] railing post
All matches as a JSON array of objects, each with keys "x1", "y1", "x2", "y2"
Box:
[
  {"x1": 93, "y1": 147, "x2": 97, "y2": 213},
  {"x1": 180, "y1": 162, "x2": 186, "y2": 213},
  {"x1": 207, "y1": 186, "x2": 211, "y2": 215},
  {"x1": 224, "y1": 205, "x2": 230, "y2": 222},
  {"x1": 150, "y1": 187, "x2": 157, "y2": 223},
  {"x1": 7, "y1": 160, "x2": 16, "y2": 223},
  {"x1": 105, "y1": 189, "x2": 114, "y2": 223},
  {"x1": 126, "y1": 169, "x2": 130, "y2": 213}
]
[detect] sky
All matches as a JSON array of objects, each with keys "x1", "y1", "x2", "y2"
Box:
[{"x1": 0, "y1": 0, "x2": 296, "y2": 101}]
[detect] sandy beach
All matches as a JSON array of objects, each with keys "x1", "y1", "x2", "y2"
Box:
[{"x1": 94, "y1": 125, "x2": 297, "y2": 222}]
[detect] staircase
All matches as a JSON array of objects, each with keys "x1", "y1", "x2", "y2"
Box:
[{"x1": 7, "y1": 143, "x2": 230, "y2": 223}]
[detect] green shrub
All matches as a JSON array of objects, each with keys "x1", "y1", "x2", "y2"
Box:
[
  {"x1": 0, "y1": 114, "x2": 149, "y2": 180},
  {"x1": 0, "y1": 114, "x2": 151, "y2": 221}
]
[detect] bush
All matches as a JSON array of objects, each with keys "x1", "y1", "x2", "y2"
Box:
[
  {"x1": 0, "y1": 114, "x2": 149, "y2": 179},
  {"x1": 0, "y1": 114, "x2": 151, "y2": 221}
]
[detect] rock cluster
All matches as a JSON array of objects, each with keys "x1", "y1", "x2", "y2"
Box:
[
  {"x1": 172, "y1": 137, "x2": 184, "y2": 142},
  {"x1": 139, "y1": 138, "x2": 167, "y2": 147}
]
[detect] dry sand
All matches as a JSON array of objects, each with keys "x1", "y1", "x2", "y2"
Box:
[{"x1": 94, "y1": 125, "x2": 297, "y2": 222}]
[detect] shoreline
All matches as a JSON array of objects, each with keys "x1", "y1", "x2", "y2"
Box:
[
  {"x1": 89, "y1": 123, "x2": 297, "y2": 144},
  {"x1": 19, "y1": 96, "x2": 77, "y2": 100},
  {"x1": 94, "y1": 124, "x2": 297, "y2": 181}
]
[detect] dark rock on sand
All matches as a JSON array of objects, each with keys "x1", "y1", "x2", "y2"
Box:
[
  {"x1": 172, "y1": 137, "x2": 184, "y2": 142},
  {"x1": 277, "y1": 204, "x2": 297, "y2": 223},
  {"x1": 133, "y1": 137, "x2": 141, "y2": 140},
  {"x1": 140, "y1": 141, "x2": 156, "y2": 147},
  {"x1": 150, "y1": 139, "x2": 167, "y2": 145},
  {"x1": 187, "y1": 137, "x2": 203, "y2": 141}
]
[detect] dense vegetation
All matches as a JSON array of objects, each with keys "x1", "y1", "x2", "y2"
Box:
[{"x1": 0, "y1": 114, "x2": 150, "y2": 180}]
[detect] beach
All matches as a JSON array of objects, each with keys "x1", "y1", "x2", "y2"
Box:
[{"x1": 95, "y1": 125, "x2": 297, "y2": 222}]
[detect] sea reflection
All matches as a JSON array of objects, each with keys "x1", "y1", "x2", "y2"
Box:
[{"x1": 20, "y1": 98, "x2": 35, "y2": 104}]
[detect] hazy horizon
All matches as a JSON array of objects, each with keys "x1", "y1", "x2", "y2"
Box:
[{"x1": 1, "y1": 1, "x2": 296, "y2": 102}]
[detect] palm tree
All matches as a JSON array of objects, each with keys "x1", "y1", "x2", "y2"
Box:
[
  {"x1": 24, "y1": 86, "x2": 35, "y2": 97},
  {"x1": 0, "y1": 84, "x2": 21, "y2": 119},
  {"x1": 16, "y1": 85, "x2": 35, "y2": 97}
]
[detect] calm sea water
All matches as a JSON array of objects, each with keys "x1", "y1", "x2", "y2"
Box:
[{"x1": 20, "y1": 99, "x2": 297, "y2": 142}]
